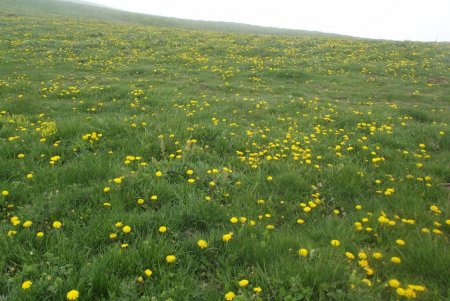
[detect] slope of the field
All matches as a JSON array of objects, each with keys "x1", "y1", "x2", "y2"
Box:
[
  {"x1": 1, "y1": 0, "x2": 345, "y2": 37},
  {"x1": 1, "y1": 1, "x2": 450, "y2": 301}
]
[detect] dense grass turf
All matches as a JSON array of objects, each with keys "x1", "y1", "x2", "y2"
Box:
[{"x1": 1, "y1": 1, "x2": 450, "y2": 300}]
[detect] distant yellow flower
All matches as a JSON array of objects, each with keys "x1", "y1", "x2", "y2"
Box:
[
  {"x1": 330, "y1": 240, "x2": 340, "y2": 247},
  {"x1": 345, "y1": 252, "x2": 355, "y2": 260},
  {"x1": 396, "y1": 287, "x2": 405, "y2": 296},
  {"x1": 224, "y1": 291, "x2": 236, "y2": 300},
  {"x1": 166, "y1": 255, "x2": 176, "y2": 263},
  {"x1": 66, "y1": 289, "x2": 79, "y2": 300},
  {"x1": 1, "y1": 191, "x2": 9, "y2": 196},
  {"x1": 144, "y1": 269, "x2": 153, "y2": 277},
  {"x1": 23, "y1": 220, "x2": 33, "y2": 228},
  {"x1": 26, "y1": 173, "x2": 33, "y2": 179},
  {"x1": 296, "y1": 219, "x2": 305, "y2": 224},
  {"x1": 391, "y1": 256, "x2": 401, "y2": 264},
  {"x1": 395, "y1": 239, "x2": 405, "y2": 246},
  {"x1": 372, "y1": 252, "x2": 382, "y2": 259},
  {"x1": 22, "y1": 280, "x2": 32, "y2": 289},
  {"x1": 159, "y1": 226, "x2": 167, "y2": 233},
  {"x1": 113, "y1": 177, "x2": 122, "y2": 184},
  {"x1": 52, "y1": 221, "x2": 62, "y2": 229},
  {"x1": 197, "y1": 239, "x2": 208, "y2": 249},
  {"x1": 155, "y1": 171, "x2": 163, "y2": 177},
  {"x1": 253, "y1": 287, "x2": 262, "y2": 293},
  {"x1": 122, "y1": 225, "x2": 131, "y2": 233},
  {"x1": 36, "y1": 231, "x2": 44, "y2": 238},
  {"x1": 298, "y1": 248, "x2": 308, "y2": 257},
  {"x1": 151, "y1": 195, "x2": 158, "y2": 201},
  {"x1": 388, "y1": 279, "x2": 400, "y2": 288},
  {"x1": 109, "y1": 233, "x2": 117, "y2": 239},
  {"x1": 222, "y1": 232, "x2": 233, "y2": 242},
  {"x1": 239, "y1": 279, "x2": 249, "y2": 287}
]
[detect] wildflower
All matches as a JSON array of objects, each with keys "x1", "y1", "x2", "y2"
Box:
[
  {"x1": 391, "y1": 256, "x2": 401, "y2": 264},
  {"x1": 66, "y1": 289, "x2": 79, "y2": 300},
  {"x1": 144, "y1": 269, "x2": 153, "y2": 277},
  {"x1": 109, "y1": 233, "x2": 117, "y2": 239},
  {"x1": 253, "y1": 287, "x2": 262, "y2": 293},
  {"x1": 150, "y1": 195, "x2": 158, "y2": 201},
  {"x1": 197, "y1": 239, "x2": 208, "y2": 249},
  {"x1": 26, "y1": 173, "x2": 33, "y2": 179},
  {"x1": 345, "y1": 252, "x2": 355, "y2": 260},
  {"x1": 298, "y1": 248, "x2": 308, "y2": 257},
  {"x1": 239, "y1": 279, "x2": 249, "y2": 287},
  {"x1": 330, "y1": 240, "x2": 340, "y2": 247},
  {"x1": 36, "y1": 231, "x2": 44, "y2": 237},
  {"x1": 395, "y1": 239, "x2": 405, "y2": 246},
  {"x1": 22, "y1": 280, "x2": 32, "y2": 289},
  {"x1": 158, "y1": 226, "x2": 167, "y2": 233},
  {"x1": 1, "y1": 191, "x2": 9, "y2": 196},
  {"x1": 223, "y1": 232, "x2": 233, "y2": 242},
  {"x1": 155, "y1": 171, "x2": 163, "y2": 177},
  {"x1": 166, "y1": 255, "x2": 176, "y2": 263},
  {"x1": 361, "y1": 279, "x2": 372, "y2": 286},
  {"x1": 396, "y1": 288, "x2": 405, "y2": 296},
  {"x1": 224, "y1": 291, "x2": 236, "y2": 300},
  {"x1": 372, "y1": 252, "x2": 383, "y2": 259},
  {"x1": 23, "y1": 221, "x2": 33, "y2": 228},
  {"x1": 389, "y1": 279, "x2": 400, "y2": 288},
  {"x1": 52, "y1": 221, "x2": 62, "y2": 229},
  {"x1": 296, "y1": 219, "x2": 305, "y2": 224},
  {"x1": 230, "y1": 217, "x2": 238, "y2": 223},
  {"x1": 122, "y1": 225, "x2": 131, "y2": 233},
  {"x1": 121, "y1": 243, "x2": 129, "y2": 249},
  {"x1": 137, "y1": 198, "x2": 145, "y2": 205},
  {"x1": 113, "y1": 177, "x2": 122, "y2": 184}
]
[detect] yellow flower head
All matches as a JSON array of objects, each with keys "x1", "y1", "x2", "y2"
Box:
[
  {"x1": 66, "y1": 289, "x2": 79, "y2": 300},
  {"x1": 166, "y1": 255, "x2": 176, "y2": 263},
  {"x1": 197, "y1": 239, "x2": 208, "y2": 249},
  {"x1": 52, "y1": 221, "x2": 62, "y2": 229},
  {"x1": 22, "y1": 280, "x2": 32, "y2": 289}
]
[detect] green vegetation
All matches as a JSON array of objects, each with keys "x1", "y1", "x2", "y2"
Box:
[{"x1": 1, "y1": 0, "x2": 449, "y2": 300}]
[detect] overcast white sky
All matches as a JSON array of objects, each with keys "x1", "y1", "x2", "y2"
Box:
[{"x1": 79, "y1": 0, "x2": 450, "y2": 41}]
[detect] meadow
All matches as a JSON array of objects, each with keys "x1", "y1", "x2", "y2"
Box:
[{"x1": 1, "y1": 1, "x2": 450, "y2": 300}]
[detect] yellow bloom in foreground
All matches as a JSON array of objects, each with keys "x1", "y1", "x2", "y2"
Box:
[
  {"x1": 391, "y1": 256, "x2": 401, "y2": 264},
  {"x1": 122, "y1": 225, "x2": 131, "y2": 233},
  {"x1": 238, "y1": 279, "x2": 249, "y2": 287},
  {"x1": 222, "y1": 232, "x2": 233, "y2": 242},
  {"x1": 66, "y1": 289, "x2": 79, "y2": 300},
  {"x1": 159, "y1": 226, "x2": 167, "y2": 233},
  {"x1": 23, "y1": 220, "x2": 33, "y2": 228},
  {"x1": 22, "y1": 280, "x2": 32, "y2": 289},
  {"x1": 155, "y1": 171, "x2": 163, "y2": 177},
  {"x1": 36, "y1": 231, "x2": 44, "y2": 238},
  {"x1": 197, "y1": 239, "x2": 208, "y2": 249},
  {"x1": 330, "y1": 240, "x2": 340, "y2": 247},
  {"x1": 52, "y1": 221, "x2": 62, "y2": 229},
  {"x1": 144, "y1": 269, "x2": 153, "y2": 277},
  {"x1": 298, "y1": 248, "x2": 308, "y2": 257},
  {"x1": 2, "y1": 190, "x2": 9, "y2": 196},
  {"x1": 395, "y1": 239, "x2": 405, "y2": 246},
  {"x1": 224, "y1": 291, "x2": 236, "y2": 300},
  {"x1": 166, "y1": 255, "x2": 176, "y2": 263},
  {"x1": 253, "y1": 287, "x2": 262, "y2": 293},
  {"x1": 388, "y1": 279, "x2": 400, "y2": 288}
]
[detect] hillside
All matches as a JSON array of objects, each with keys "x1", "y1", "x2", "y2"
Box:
[
  {"x1": 1, "y1": 0, "x2": 344, "y2": 36},
  {"x1": 1, "y1": 0, "x2": 450, "y2": 300}
]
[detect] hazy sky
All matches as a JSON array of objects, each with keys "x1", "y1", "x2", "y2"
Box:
[{"x1": 79, "y1": 0, "x2": 450, "y2": 41}]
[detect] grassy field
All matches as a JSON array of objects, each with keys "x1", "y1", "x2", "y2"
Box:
[{"x1": 1, "y1": 0, "x2": 450, "y2": 300}]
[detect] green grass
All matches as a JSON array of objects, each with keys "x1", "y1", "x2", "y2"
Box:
[{"x1": 1, "y1": 0, "x2": 450, "y2": 300}]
